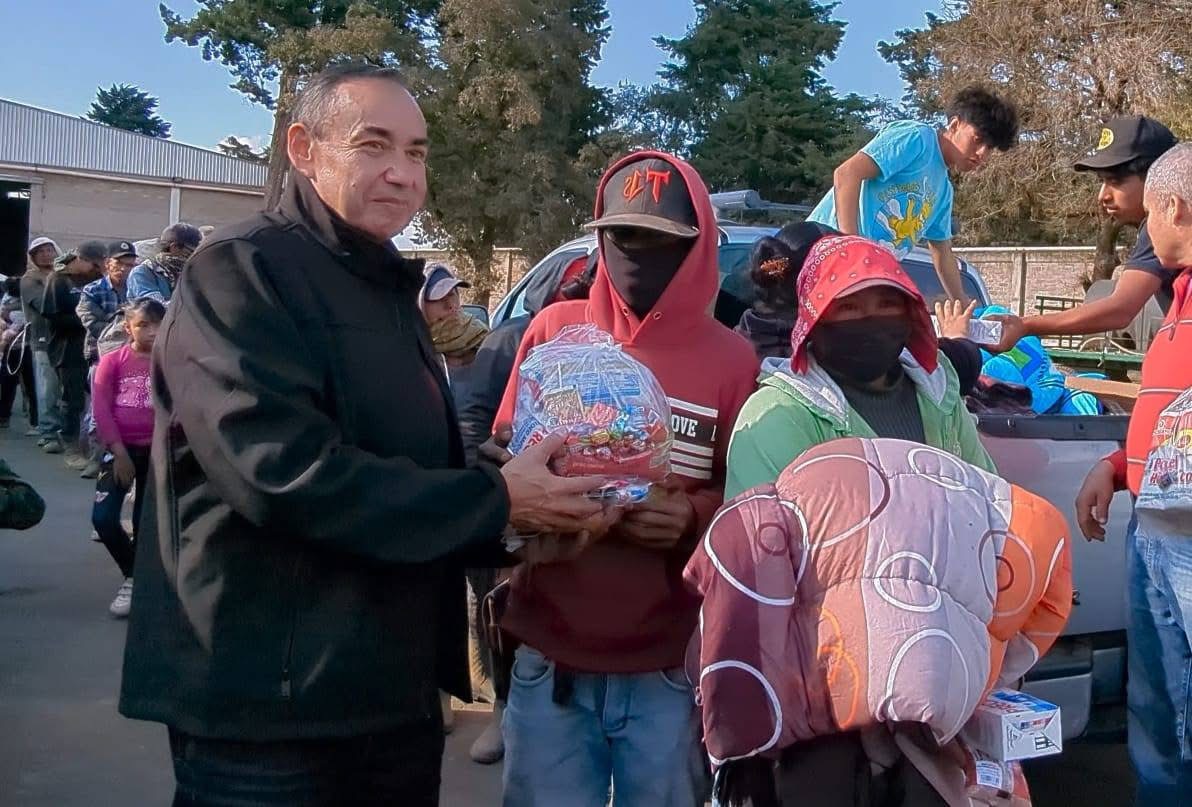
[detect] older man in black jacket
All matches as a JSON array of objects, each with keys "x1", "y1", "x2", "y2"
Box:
[{"x1": 119, "y1": 63, "x2": 609, "y2": 807}]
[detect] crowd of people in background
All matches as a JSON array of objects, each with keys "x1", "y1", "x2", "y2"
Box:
[
  {"x1": 2, "y1": 59, "x2": 1190, "y2": 807},
  {"x1": 1, "y1": 225, "x2": 202, "y2": 615}
]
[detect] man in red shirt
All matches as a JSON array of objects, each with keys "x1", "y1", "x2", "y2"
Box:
[
  {"x1": 493, "y1": 152, "x2": 759, "y2": 806},
  {"x1": 1076, "y1": 143, "x2": 1192, "y2": 803}
]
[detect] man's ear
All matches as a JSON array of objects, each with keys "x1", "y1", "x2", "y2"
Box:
[
  {"x1": 1172, "y1": 195, "x2": 1192, "y2": 228},
  {"x1": 287, "y1": 122, "x2": 316, "y2": 178}
]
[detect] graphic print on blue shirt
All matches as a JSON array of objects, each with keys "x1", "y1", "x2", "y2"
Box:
[{"x1": 808, "y1": 121, "x2": 954, "y2": 257}]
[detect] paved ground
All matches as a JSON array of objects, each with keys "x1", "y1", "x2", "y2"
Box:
[{"x1": 0, "y1": 417, "x2": 1133, "y2": 806}]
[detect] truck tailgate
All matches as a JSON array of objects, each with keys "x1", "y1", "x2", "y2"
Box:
[
  {"x1": 978, "y1": 415, "x2": 1131, "y2": 636},
  {"x1": 978, "y1": 415, "x2": 1131, "y2": 740}
]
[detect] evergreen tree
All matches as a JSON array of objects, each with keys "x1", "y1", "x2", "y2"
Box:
[
  {"x1": 652, "y1": 0, "x2": 872, "y2": 205},
  {"x1": 217, "y1": 136, "x2": 270, "y2": 164},
  {"x1": 87, "y1": 84, "x2": 172, "y2": 138}
]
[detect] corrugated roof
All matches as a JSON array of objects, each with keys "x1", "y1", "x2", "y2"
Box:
[{"x1": 0, "y1": 98, "x2": 266, "y2": 189}]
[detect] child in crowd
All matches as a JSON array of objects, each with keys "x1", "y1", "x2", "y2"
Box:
[{"x1": 90, "y1": 299, "x2": 164, "y2": 618}]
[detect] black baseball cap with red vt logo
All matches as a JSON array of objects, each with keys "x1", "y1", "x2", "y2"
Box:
[{"x1": 583, "y1": 157, "x2": 700, "y2": 238}]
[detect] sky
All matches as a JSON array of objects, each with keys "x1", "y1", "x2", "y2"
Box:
[{"x1": 0, "y1": 0, "x2": 943, "y2": 151}]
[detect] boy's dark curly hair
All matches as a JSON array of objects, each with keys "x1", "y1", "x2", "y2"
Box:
[{"x1": 947, "y1": 85, "x2": 1019, "y2": 151}]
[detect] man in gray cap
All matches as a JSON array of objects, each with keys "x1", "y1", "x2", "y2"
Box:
[{"x1": 126, "y1": 222, "x2": 202, "y2": 303}]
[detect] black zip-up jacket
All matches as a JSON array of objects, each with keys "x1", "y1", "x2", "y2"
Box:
[
  {"x1": 41, "y1": 273, "x2": 86, "y2": 369},
  {"x1": 119, "y1": 175, "x2": 511, "y2": 741}
]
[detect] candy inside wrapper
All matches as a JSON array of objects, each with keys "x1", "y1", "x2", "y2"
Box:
[{"x1": 510, "y1": 324, "x2": 673, "y2": 506}]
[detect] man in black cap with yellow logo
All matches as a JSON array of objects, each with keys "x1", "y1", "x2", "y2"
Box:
[{"x1": 988, "y1": 115, "x2": 1178, "y2": 352}]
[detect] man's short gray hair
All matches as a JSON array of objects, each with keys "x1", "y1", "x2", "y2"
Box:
[
  {"x1": 1145, "y1": 142, "x2": 1192, "y2": 206},
  {"x1": 290, "y1": 62, "x2": 408, "y2": 138}
]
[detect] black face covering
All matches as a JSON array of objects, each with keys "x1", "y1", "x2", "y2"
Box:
[
  {"x1": 810, "y1": 315, "x2": 912, "y2": 385},
  {"x1": 602, "y1": 233, "x2": 692, "y2": 319}
]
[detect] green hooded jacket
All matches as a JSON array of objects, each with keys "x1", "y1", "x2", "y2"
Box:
[{"x1": 725, "y1": 352, "x2": 996, "y2": 499}]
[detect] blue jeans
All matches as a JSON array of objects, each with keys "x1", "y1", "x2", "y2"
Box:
[
  {"x1": 501, "y1": 645, "x2": 707, "y2": 807},
  {"x1": 32, "y1": 349, "x2": 60, "y2": 437},
  {"x1": 1127, "y1": 516, "x2": 1192, "y2": 803}
]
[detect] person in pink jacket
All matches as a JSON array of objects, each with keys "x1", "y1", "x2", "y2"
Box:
[{"x1": 90, "y1": 298, "x2": 164, "y2": 618}]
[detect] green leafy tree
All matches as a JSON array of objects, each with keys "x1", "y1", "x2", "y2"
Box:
[
  {"x1": 161, "y1": 0, "x2": 438, "y2": 205},
  {"x1": 420, "y1": 0, "x2": 611, "y2": 305},
  {"x1": 601, "y1": 83, "x2": 685, "y2": 154},
  {"x1": 86, "y1": 84, "x2": 172, "y2": 138},
  {"x1": 881, "y1": 0, "x2": 1192, "y2": 279},
  {"x1": 651, "y1": 0, "x2": 872, "y2": 205}
]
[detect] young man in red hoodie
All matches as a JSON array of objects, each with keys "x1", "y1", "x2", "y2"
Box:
[
  {"x1": 493, "y1": 152, "x2": 759, "y2": 805},
  {"x1": 1075, "y1": 143, "x2": 1192, "y2": 802}
]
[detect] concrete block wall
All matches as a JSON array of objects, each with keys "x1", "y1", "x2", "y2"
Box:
[
  {"x1": 28, "y1": 174, "x2": 171, "y2": 249},
  {"x1": 178, "y1": 187, "x2": 263, "y2": 232},
  {"x1": 955, "y1": 248, "x2": 1127, "y2": 314}
]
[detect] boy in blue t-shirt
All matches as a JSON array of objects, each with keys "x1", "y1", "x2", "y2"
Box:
[{"x1": 808, "y1": 86, "x2": 1019, "y2": 301}]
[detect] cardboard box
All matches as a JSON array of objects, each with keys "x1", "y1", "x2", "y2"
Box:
[
  {"x1": 960, "y1": 689, "x2": 1063, "y2": 761},
  {"x1": 1064, "y1": 376, "x2": 1140, "y2": 412}
]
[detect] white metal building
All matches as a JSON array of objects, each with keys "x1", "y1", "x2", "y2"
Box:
[{"x1": 0, "y1": 98, "x2": 266, "y2": 273}]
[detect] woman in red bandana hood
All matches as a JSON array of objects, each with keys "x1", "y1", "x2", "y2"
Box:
[{"x1": 726, "y1": 235, "x2": 994, "y2": 497}]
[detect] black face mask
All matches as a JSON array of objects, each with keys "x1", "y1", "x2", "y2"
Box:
[
  {"x1": 602, "y1": 234, "x2": 691, "y2": 319},
  {"x1": 810, "y1": 315, "x2": 912, "y2": 385}
]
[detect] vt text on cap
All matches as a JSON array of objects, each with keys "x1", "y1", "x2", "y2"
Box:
[
  {"x1": 584, "y1": 157, "x2": 699, "y2": 238},
  {"x1": 422, "y1": 264, "x2": 471, "y2": 302},
  {"x1": 1074, "y1": 116, "x2": 1178, "y2": 172}
]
